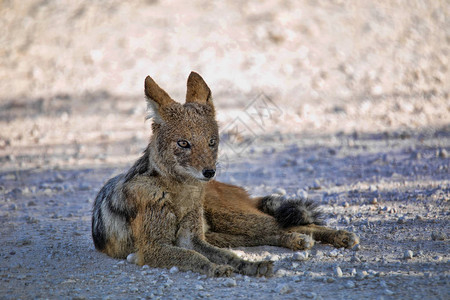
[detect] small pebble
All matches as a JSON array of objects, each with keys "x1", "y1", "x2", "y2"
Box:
[
  {"x1": 384, "y1": 289, "x2": 394, "y2": 296},
  {"x1": 17, "y1": 237, "x2": 32, "y2": 246},
  {"x1": 437, "y1": 148, "x2": 448, "y2": 158},
  {"x1": 403, "y1": 250, "x2": 413, "y2": 260},
  {"x1": 195, "y1": 284, "x2": 204, "y2": 291},
  {"x1": 410, "y1": 151, "x2": 421, "y2": 160},
  {"x1": 273, "y1": 188, "x2": 286, "y2": 196},
  {"x1": 164, "y1": 279, "x2": 173, "y2": 286},
  {"x1": 267, "y1": 254, "x2": 280, "y2": 261},
  {"x1": 78, "y1": 183, "x2": 91, "y2": 191},
  {"x1": 315, "y1": 250, "x2": 324, "y2": 259},
  {"x1": 355, "y1": 271, "x2": 367, "y2": 281},
  {"x1": 126, "y1": 253, "x2": 137, "y2": 264},
  {"x1": 293, "y1": 251, "x2": 309, "y2": 261},
  {"x1": 345, "y1": 280, "x2": 356, "y2": 288},
  {"x1": 296, "y1": 189, "x2": 308, "y2": 199},
  {"x1": 311, "y1": 180, "x2": 321, "y2": 190},
  {"x1": 397, "y1": 217, "x2": 406, "y2": 224},
  {"x1": 326, "y1": 277, "x2": 336, "y2": 283},
  {"x1": 275, "y1": 269, "x2": 290, "y2": 277},
  {"x1": 223, "y1": 278, "x2": 237, "y2": 287},
  {"x1": 352, "y1": 244, "x2": 361, "y2": 251},
  {"x1": 431, "y1": 231, "x2": 446, "y2": 241},
  {"x1": 329, "y1": 249, "x2": 339, "y2": 257},
  {"x1": 169, "y1": 266, "x2": 179, "y2": 274},
  {"x1": 302, "y1": 292, "x2": 317, "y2": 298},
  {"x1": 335, "y1": 266, "x2": 343, "y2": 277},
  {"x1": 277, "y1": 283, "x2": 293, "y2": 294}
]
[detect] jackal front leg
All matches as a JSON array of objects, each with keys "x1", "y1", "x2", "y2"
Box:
[
  {"x1": 132, "y1": 208, "x2": 233, "y2": 277},
  {"x1": 192, "y1": 236, "x2": 273, "y2": 277},
  {"x1": 182, "y1": 210, "x2": 273, "y2": 277}
]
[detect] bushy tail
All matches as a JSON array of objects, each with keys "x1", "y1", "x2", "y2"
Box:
[{"x1": 258, "y1": 195, "x2": 324, "y2": 228}]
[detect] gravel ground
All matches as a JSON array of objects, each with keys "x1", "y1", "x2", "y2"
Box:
[{"x1": 1, "y1": 1, "x2": 449, "y2": 299}]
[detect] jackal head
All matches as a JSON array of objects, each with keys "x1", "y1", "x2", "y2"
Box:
[{"x1": 144, "y1": 72, "x2": 219, "y2": 182}]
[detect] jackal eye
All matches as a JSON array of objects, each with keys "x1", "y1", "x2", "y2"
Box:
[
  {"x1": 177, "y1": 139, "x2": 191, "y2": 149},
  {"x1": 208, "y1": 138, "x2": 216, "y2": 147}
]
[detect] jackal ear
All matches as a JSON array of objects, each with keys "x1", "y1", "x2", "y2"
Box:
[
  {"x1": 185, "y1": 71, "x2": 214, "y2": 110},
  {"x1": 144, "y1": 75, "x2": 175, "y2": 123}
]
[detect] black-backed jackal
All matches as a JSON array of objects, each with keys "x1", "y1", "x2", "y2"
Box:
[{"x1": 92, "y1": 72, "x2": 359, "y2": 276}]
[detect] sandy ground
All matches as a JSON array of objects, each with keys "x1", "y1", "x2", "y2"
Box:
[{"x1": 1, "y1": 0, "x2": 449, "y2": 299}]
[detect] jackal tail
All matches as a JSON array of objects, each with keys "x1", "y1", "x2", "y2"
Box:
[{"x1": 257, "y1": 195, "x2": 324, "y2": 228}]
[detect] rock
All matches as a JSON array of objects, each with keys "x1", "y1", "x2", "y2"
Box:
[
  {"x1": 273, "y1": 188, "x2": 286, "y2": 196},
  {"x1": 315, "y1": 250, "x2": 324, "y2": 259},
  {"x1": 335, "y1": 266, "x2": 343, "y2": 277},
  {"x1": 195, "y1": 284, "x2": 204, "y2": 291},
  {"x1": 433, "y1": 255, "x2": 443, "y2": 261},
  {"x1": 275, "y1": 269, "x2": 290, "y2": 277},
  {"x1": 164, "y1": 279, "x2": 173, "y2": 287},
  {"x1": 431, "y1": 231, "x2": 446, "y2": 241},
  {"x1": 345, "y1": 280, "x2": 356, "y2": 288},
  {"x1": 437, "y1": 148, "x2": 448, "y2": 158},
  {"x1": 397, "y1": 217, "x2": 406, "y2": 224},
  {"x1": 25, "y1": 216, "x2": 39, "y2": 224},
  {"x1": 326, "y1": 277, "x2": 336, "y2": 283},
  {"x1": 410, "y1": 151, "x2": 421, "y2": 160},
  {"x1": 78, "y1": 183, "x2": 91, "y2": 191},
  {"x1": 169, "y1": 266, "x2": 179, "y2": 274},
  {"x1": 267, "y1": 254, "x2": 280, "y2": 261},
  {"x1": 404, "y1": 250, "x2": 413, "y2": 259},
  {"x1": 17, "y1": 238, "x2": 32, "y2": 246},
  {"x1": 277, "y1": 283, "x2": 293, "y2": 294},
  {"x1": 223, "y1": 278, "x2": 237, "y2": 287},
  {"x1": 126, "y1": 253, "x2": 137, "y2": 264},
  {"x1": 296, "y1": 189, "x2": 308, "y2": 199},
  {"x1": 384, "y1": 289, "x2": 394, "y2": 296},
  {"x1": 302, "y1": 292, "x2": 317, "y2": 298},
  {"x1": 311, "y1": 180, "x2": 321, "y2": 190},
  {"x1": 329, "y1": 249, "x2": 339, "y2": 257},
  {"x1": 293, "y1": 251, "x2": 309, "y2": 261},
  {"x1": 355, "y1": 271, "x2": 367, "y2": 281},
  {"x1": 352, "y1": 244, "x2": 361, "y2": 251}
]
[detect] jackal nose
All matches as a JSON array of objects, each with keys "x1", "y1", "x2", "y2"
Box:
[{"x1": 202, "y1": 169, "x2": 215, "y2": 179}]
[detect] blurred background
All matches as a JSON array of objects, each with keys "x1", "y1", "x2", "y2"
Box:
[{"x1": 0, "y1": 0, "x2": 448, "y2": 170}]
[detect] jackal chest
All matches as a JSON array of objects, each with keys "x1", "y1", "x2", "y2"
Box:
[{"x1": 169, "y1": 185, "x2": 204, "y2": 219}]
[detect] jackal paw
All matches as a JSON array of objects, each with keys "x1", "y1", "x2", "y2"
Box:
[
  {"x1": 332, "y1": 230, "x2": 360, "y2": 249},
  {"x1": 283, "y1": 232, "x2": 315, "y2": 250},
  {"x1": 237, "y1": 260, "x2": 273, "y2": 277},
  {"x1": 210, "y1": 264, "x2": 234, "y2": 277}
]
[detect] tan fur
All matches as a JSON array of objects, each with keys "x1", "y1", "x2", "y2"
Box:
[
  {"x1": 92, "y1": 72, "x2": 273, "y2": 277},
  {"x1": 204, "y1": 181, "x2": 359, "y2": 250},
  {"x1": 92, "y1": 72, "x2": 358, "y2": 277}
]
